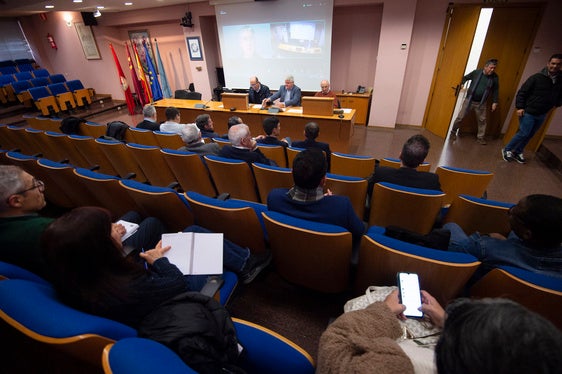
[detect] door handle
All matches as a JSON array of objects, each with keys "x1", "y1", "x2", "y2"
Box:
[{"x1": 452, "y1": 84, "x2": 460, "y2": 97}]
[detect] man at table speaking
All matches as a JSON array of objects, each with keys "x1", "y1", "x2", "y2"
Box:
[{"x1": 262, "y1": 75, "x2": 302, "y2": 108}]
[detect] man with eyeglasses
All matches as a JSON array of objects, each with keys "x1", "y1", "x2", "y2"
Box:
[
  {"x1": 0, "y1": 165, "x2": 166, "y2": 280},
  {"x1": 248, "y1": 76, "x2": 270, "y2": 104},
  {"x1": 443, "y1": 194, "x2": 562, "y2": 284}
]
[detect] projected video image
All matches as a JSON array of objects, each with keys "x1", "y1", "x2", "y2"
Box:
[{"x1": 272, "y1": 21, "x2": 325, "y2": 56}]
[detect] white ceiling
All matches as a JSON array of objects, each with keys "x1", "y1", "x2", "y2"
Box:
[{"x1": 0, "y1": 0, "x2": 203, "y2": 18}]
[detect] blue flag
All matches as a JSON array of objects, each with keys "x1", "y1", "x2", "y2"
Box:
[
  {"x1": 154, "y1": 39, "x2": 172, "y2": 99},
  {"x1": 143, "y1": 41, "x2": 163, "y2": 102}
]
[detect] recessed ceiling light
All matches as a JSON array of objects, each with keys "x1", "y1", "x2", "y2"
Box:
[
  {"x1": 45, "y1": 5, "x2": 54, "y2": 8},
  {"x1": 125, "y1": 2, "x2": 133, "y2": 5},
  {"x1": 97, "y1": 6, "x2": 104, "y2": 9},
  {"x1": 73, "y1": 0, "x2": 83, "y2": 3}
]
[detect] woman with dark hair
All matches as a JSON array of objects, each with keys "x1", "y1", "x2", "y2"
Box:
[
  {"x1": 41, "y1": 206, "x2": 207, "y2": 328},
  {"x1": 436, "y1": 298, "x2": 562, "y2": 374},
  {"x1": 42, "y1": 206, "x2": 244, "y2": 372},
  {"x1": 317, "y1": 290, "x2": 562, "y2": 373}
]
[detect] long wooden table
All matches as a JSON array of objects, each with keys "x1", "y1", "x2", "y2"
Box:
[{"x1": 153, "y1": 98, "x2": 356, "y2": 153}]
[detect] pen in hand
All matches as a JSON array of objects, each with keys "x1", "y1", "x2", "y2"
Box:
[{"x1": 141, "y1": 248, "x2": 148, "y2": 270}]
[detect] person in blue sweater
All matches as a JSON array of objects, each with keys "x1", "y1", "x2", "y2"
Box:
[{"x1": 267, "y1": 148, "x2": 366, "y2": 261}]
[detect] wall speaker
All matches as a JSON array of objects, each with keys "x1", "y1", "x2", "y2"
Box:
[{"x1": 81, "y1": 12, "x2": 98, "y2": 26}]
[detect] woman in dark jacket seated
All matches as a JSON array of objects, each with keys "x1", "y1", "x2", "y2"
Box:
[{"x1": 41, "y1": 207, "x2": 241, "y2": 373}]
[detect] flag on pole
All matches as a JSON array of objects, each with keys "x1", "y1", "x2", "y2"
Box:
[
  {"x1": 126, "y1": 42, "x2": 148, "y2": 107},
  {"x1": 132, "y1": 42, "x2": 153, "y2": 103},
  {"x1": 154, "y1": 38, "x2": 172, "y2": 99},
  {"x1": 143, "y1": 41, "x2": 163, "y2": 102},
  {"x1": 109, "y1": 43, "x2": 135, "y2": 115}
]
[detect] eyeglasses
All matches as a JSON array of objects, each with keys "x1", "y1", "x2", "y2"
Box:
[{"x1": 15, "y1": 180, "x2": 45, "y2": 195}]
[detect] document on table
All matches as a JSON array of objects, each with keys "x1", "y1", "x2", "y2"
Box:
[{"x1": 162, "y1": 232, "x2": 223, "y2": 275}]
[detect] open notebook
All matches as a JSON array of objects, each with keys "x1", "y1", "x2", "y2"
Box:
[{"x1": 162, "y1": 232, "x2": 223, "y2": 275}]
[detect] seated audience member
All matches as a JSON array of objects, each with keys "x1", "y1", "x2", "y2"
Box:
[
  {"x1": 256, "y1": 116, "x2": 290, "y2": 147},
  {"x1": 314, "y1": 80, "x2": 340, "y2": 108},
  {"x1": 291, "y1": 122, "x2": 332, "y2": 170},
  {"x1": 444, "y1": 194, "x2": 562, "y2": 283},
  {"x1": 0, "y1": 165, "x2": 165, "y2": 281},
  {"x1": 195, "y1": 114, "x2": 219, "y2": 139},
  {"x1": 367, "y1": 134, "x2": 441, "y2": 198},
  {"x1": 178, "y1": 124, "x2": 220, "y2": 156},
  {"x1": 262, "y1": 75, "x2": 302, "y2": 108},
  {"x1": 136, "y1": 104, "x2": 160, "y2": 131},
  {"x1": 267, "y1": 148, "x2": 365, "y2": 254},
  {"x1": 221, "y1": 115, "x2": 243, "y2": 139},
  {"x1": 317, "y1": 290, "x2": 562, "y2": 374},
  {"x1": 248, "y1": 76, "x2": 270, "y2": 104},
  {"x1": 219, "y1": 124, "x2": 276, "y2": 166},
  {"x1": 41, "y1": 206, "x2": 249, "y2": 372},
  {"x1": 159, "y1": 107, "x2": 187, "y2": 135}
]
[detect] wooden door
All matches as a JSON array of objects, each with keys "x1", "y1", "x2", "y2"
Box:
[
  {"x1": 423, "y1": 5, "x2": 481, "y2": 138},
  {"x1": 466, "y1": 5, "x2": 544, "y2": 138},
  {"x1": 424, "y1": 4, "x2": 543, "y2": 139}
]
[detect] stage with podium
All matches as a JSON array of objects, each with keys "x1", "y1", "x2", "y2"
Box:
[{"x1": 153, "y1": 98, "x2": 356, "y2": 153}]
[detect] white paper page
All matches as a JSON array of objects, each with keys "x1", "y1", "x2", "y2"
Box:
[
  {"x1": 343, "y1": 108, "x2": 352, "y2": 114},
  {"x1": 162, "y1": 232, "x2": 193, "y2": 275},
  {"x1": 251, "y1": 104, "x2": 262, "y2": 109},
  {"x1": 116, "y1": 220, "x2": 139, "y2": 242},
  {"x1": 192, "y1": 233, "x2": 223, "y2": 275},
  {"x1": 286, "y1": 108, "x2": 302, "y2": 114}
]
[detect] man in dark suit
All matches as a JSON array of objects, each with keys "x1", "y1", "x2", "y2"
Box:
[
  {"x1": 248, "y1": 76, "x2": 270, "y2": 104},
  {"x1": 219, "y1": 124, "x2": 275, "y2": 166},
  {"x1": 178, "y1": 124, "x2": 220, "y2": 156},
  {"x1": 136, "y1": 104, "x2": 160, "y2": 131},
  {"x1": 257, "y1": 116, "x2": 290, "y2": 147},
  {"x1": 262, "y1": 75, "x2": 302, "y2": 108},
  {"x1": 292, "y1": 122, "x2": 331, "y2": 171},
  {"x1": 367, "y1": 134, "x2": 441, "y2": 198}
]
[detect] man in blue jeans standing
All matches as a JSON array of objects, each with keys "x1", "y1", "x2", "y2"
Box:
[{"x1": 502, "y1": 54, "x2": 562, "y2": 164}]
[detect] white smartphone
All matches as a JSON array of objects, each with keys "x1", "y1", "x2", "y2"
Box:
[{"x1": 397, "y1": 272, "x2": 423, "y2": 318}]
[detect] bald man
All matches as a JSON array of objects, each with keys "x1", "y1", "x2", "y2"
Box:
[
  {"x1": 314, "y1": 80, "x2": 340, "y2": 108},
  {"x1": 248, "y1": 76, "x2": 270, "y2": 104}
]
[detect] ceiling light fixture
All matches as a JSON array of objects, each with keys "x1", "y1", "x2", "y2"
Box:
[
  {"x1": 125, "y1": 2, "x2": 133, "y2": 5},
  {"x1": 93, "y1": 9, "x2": 101, "y2": 17},
  {"x1": 73, "y1": 0, "x2": 83, "y2": 3},
  {"x1": 45, "y1": 5, "x2": 54, "y2": 8}
]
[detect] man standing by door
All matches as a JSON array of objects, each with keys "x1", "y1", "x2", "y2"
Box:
[
  {"x1": 502, "y1": 54, "x2": 562, "y2": 164},
  {"x1": 450, "y1": 59, "x2": 499, "y2": 145}
]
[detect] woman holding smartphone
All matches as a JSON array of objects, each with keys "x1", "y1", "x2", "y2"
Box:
[{"x1": 317, "y1": 290, "x2": 562, "y2": 373}]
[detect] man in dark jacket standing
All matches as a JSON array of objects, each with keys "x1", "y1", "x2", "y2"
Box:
[
  {"x1": 502, "y1": 54, "x2": 562, "y2": 164},
  {"x1": 450, "y1": 59, "x2": 499, "y2": 145}
]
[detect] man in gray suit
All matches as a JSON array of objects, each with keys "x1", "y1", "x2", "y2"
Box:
[
  {"x1": 262, "y1": 75, "x2": 302, "y2": 108},
  {"x1": 178, "y1": 124, "x2": 220, "y2": 156}
]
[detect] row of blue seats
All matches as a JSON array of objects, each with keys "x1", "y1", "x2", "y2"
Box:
[
  {"x1": 0, "y1": 58, "x2": 36, "y2": 74},
  {"x1": 2, "y1": 150, "x2": 560, "y2": 328},
  {"x1": 0, "y1": 264, "x2": 315, "y2": 373}
]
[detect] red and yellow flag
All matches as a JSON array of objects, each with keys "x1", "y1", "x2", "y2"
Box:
[
  {"x1": 109, "y1": 43, "x2": 135, "y2": 115},
  {"x1": 132, "y1": 42, "x2": 153, "y2": 103}
]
